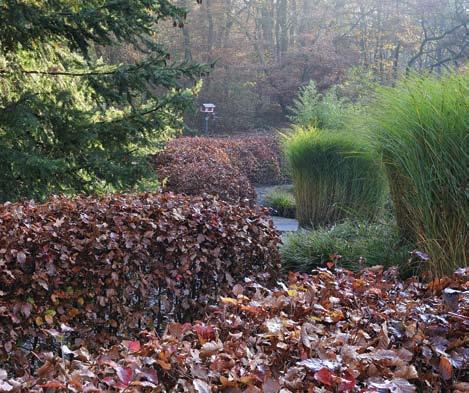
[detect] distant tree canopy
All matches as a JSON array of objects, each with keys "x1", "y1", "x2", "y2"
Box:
[
  {"x1": 159, "y1": 0, "x2": 468, "y2": 132},
  {"x1": 0, "y1": 0, "x2": 207, "y2": 202}
]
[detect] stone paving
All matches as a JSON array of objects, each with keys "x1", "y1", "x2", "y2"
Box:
[{"x1": 270, "y1": 216, "x2": 299, "y2": 233}]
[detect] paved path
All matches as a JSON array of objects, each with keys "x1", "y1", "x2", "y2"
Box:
[
  {"x1": 255, "y1": 185, "x2": 299, "y2": 233},
  {"x1": 271, "y1": 216, "x2": 299, "y2": 233}
]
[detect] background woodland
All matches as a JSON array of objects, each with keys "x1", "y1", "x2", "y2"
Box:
[{"x1": 152, "y1": 0, "x2": 468, "y2": 131}]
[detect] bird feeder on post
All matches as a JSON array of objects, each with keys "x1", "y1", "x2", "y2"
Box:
[{"x1": 200, "y1": 103, "x2": 216, "y2": 134}]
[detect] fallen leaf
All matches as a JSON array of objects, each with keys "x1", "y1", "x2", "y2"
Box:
[
  {"x1": 439, "y1": 356, "x2": 453, "y2": 380},
  {"x1": 314, "y1": 368, "x2": 334, "y2": 386},
  {"x1": 193, "y1": 379, "x2": 211, "y2": 393}
]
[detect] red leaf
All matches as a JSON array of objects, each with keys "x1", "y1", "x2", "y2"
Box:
[
  {"x1": 193, "y1": 324, "x2": 216, "y2": 341},
  {"x1": 116, "y1": 366, "x2": 133, "y2": 386},
  {"x1": 314, "y1": 368, "x2": 334, "y2": 386},
  {"x1": 123, "y1": 340, "x2": 141, "y2": 352},
  {"x1": 40, "y1": 381, "x2": 66, "y2": 389},
  {"x1": 439, "y1": 357, "x2": 453, "y2": 380},
  {"x1": 339, "y1": 369, "x2": 356, "y2": 391}
]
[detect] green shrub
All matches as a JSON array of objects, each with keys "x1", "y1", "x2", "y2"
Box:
[
  {"x1": 288, "y1": 81, "x2": 349, "y2": 130},
  {"x1": 280, "y1": 220, "x2": 414, "y2": 273},
  {"x1": 265, "y1": 186, "x2": 296, "y2": 218},
  {"x1": 283, "y1": 128, "x2": 387, "y2": 228},
  {"x1": 370, "y1": 72, "x2": 469, "y2": 277}
]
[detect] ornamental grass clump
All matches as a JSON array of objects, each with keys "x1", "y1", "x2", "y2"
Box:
[
  {"x1": 280, "y1": 220, "x2": 414, "y2": 273},
  {"x1": 283, "y1": 128, "x2": 386, "y2": 228},
  {"x1": 265, "y1": 186, "x2": 296, "y2": 218},
  {"x1": 371, "y1": 72, "x2": 468, "y2": 277}
]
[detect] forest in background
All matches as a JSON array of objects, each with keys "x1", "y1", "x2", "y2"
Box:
[
  {"x1": 0, "y1": 1, "x2": 466, "y2": 201},
  {"x1": 154, "y1": 0, "x2": 468, "y2": 132}
]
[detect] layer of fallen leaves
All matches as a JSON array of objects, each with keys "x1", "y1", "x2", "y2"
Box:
[
  {"x1": 0, "y1": 192, "x2": 280, "y2": 372},
  {"x1": 2, "y1": 266, "x2": 467, "y2": 392}
]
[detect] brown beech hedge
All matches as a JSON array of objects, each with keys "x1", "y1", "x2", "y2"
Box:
[
  {"x1": 153, "y1": 136, "x2": 289, "y2": 204},
  {"x1": 0, "y1": 192, "x2": 280, "y2": 367},
  {"x1": 213, "y1": 136, "x2": 286, "y2": 186},
  {"x1": 153, "y1": 138, "x2": 257, "y2": 204},
  {"x1": 2, "y1": 267, "x2": 467, "y2": 391}
]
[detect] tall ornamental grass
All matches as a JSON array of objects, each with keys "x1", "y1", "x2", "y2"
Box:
[
  {"x1": 371, "y1": 72, "x2": 468, "y2": 277},
  {"x1": 283, "y1": 128, "x2": 386, "y2": 227}
]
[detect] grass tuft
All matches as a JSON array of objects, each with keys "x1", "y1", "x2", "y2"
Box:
[
  {"x1": 280, "y1": 220, "x2": 415, "y2": 274},
  {"x1": 283, "y1": 127, "x2": 386, "y2": 228},
  {"x1": 370, "y1": 72, "x2": 468, "y2": 277},
  {"x1": 265, "y1": 186, "x2": 296, "y2": 218}
]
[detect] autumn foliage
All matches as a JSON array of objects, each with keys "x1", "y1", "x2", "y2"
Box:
[
  {"x1": 153, "y1": 136, "x2": 287, "y2": 204},
  {"x1": 0, "y1": 192, "x2": 280, "y2": 370},
  {"x1": 153, "y1": 138, "x2": 257, "y2": 204},
  {"x1": 212, "y1": 136, "x2": 287, "y2": 186},
  {"x1": 1, "y1": 266, "x2": 467, "y2": 392}
]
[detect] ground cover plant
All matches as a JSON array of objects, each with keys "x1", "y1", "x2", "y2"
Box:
[
  {"x1": 371, "y1": 72, "x2": 469, "y2": 277},
  {"x1": 1, "y1": 266, "x2": 467, "y2": 392},
  {"x1": 153, "y1": 138, "x2": 257, "y2": 204},
  {"x1": 284, "y1": 128, "x2": 386, "y2": 228},
  {"x1": 0, "y1": 193, "x2": 280, "y2": 371},
  {"x1": 281, "y1": 220, "x2": 415, "y2": 274}
]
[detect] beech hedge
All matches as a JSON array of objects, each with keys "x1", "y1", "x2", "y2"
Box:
[
  {"x1": 0, "y1": 192, "x2": 280, "y2": 368},
  {"x1": 153, "y1": 138, "x2": 256, "y2": 204},
  {"x1": 2, "y1": 267, "x2": 467, "y2": 391},
  {"x1": 214, "y1": 136, "x2": 286, "y2": 185},
  {"x1": 153, "y1": 136, "x2": 289, "y2": 204}
]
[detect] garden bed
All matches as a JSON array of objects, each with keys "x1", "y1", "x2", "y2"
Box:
[{"x1": 1, "y1": 266, "x2": 467, "y2": 392}]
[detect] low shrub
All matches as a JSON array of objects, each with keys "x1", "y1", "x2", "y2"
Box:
[
  {"x1": 217, "y1": 136, "x2": 287, "y2": 185},
  {"x1": 153, "y1": 137, "x2": 256, "y2": 204},
  {"x1": 265, "y1": 186, "x2": 296, "y2": 218},
  {"x1": 0, "y1": 193, "x2": 280, "y2": 370},
  {"x1": 281, "y1": 220, "x2": 415, "y2": 273},
  {"x1": 284, "y1": 128, "x2": 386, "y2": 227},
  {"x1": 370, "y1": 72, "x2": 468, "y2": 277},
  {"x1": 154, "y1": 136, "x2": 288, "y2": 198}
]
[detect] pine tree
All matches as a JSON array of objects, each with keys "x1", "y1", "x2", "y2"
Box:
[{"x1": 0, "y1": 0, "x2": 207, "y2": 202}]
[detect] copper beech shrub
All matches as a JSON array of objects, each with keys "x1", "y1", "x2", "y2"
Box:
[
  {"x1": 213, "y1": 136, "x2": 286, "y2": 186},
  {"x1": 0, "y1": 192, "x2": 280, "y2": 368},
  {"x1": 153, "y1": 138, "x2": 257, "y2": 204},
  {"x1": 153, "y1": 136, "x2": 288, "y2": 204}
]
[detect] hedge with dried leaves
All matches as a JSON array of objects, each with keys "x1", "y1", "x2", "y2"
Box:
[
  {"x1": 153, "y1": 136, "x2": 289, "y2": 204},
  {"x1": 153, "y1": 138, "x2": 257, "y2": 204},
  {"x1": 213, "y1": 136, "x2": 287, "y2": 186},
  {"x1": 0, "y1": 192, "x2": 280, "y2": 370},
  {"x1": 1, "y1": 267, "x2": 467, "y2": 391}
]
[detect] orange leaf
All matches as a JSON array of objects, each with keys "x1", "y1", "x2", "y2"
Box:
[{"x1": 439, "y1": 357, "x2": 453, "y2": 380}]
